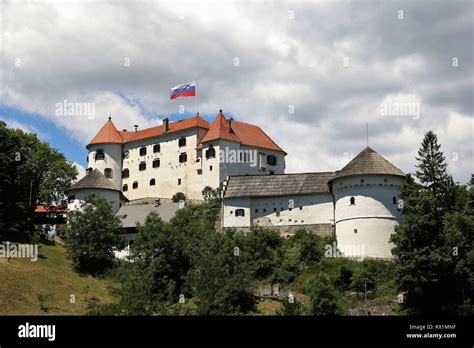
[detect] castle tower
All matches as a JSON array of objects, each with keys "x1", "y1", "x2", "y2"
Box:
[
  {"x1": 330, "y1": 147, "x2": 405, "y2": 259},
  {"x1": 86, "y1": 117, "x2": 123, "y2": 190}
]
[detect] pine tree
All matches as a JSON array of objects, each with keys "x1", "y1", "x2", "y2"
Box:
[{"x1": 415, "y1": 130, "x2": 454, "y2": 214}]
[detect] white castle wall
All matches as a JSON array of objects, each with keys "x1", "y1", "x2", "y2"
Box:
[
  {"x1": 332, "y1": 175, "x2": 404, "y2": 259},
  {"x1": 87, "y1": 143, "x2": 123, "y2": 190},
  {"x1": 223, "y1": 194, "x2": 333, "y2": 228},
  {"x1": 68, "y1": 188, "x2": 123, "y2": 214}
]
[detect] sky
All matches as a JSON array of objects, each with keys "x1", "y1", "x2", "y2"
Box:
[{"x1": 1, "y1": 0, "x2": 472, "y2": 183}]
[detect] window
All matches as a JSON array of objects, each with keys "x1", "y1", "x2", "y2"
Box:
[
  {"x1": 139, "y1": 162, "x2": 146, "y2": 171},
  {"x1": 274, "y1": 208, "x2": 277, "y2": 212},
  {"x1": 178, "y1": 178, "x2": 181, "y2": 185},
  {"x1": 393, "y1": 196, "x2": 397, "y2": 204},
  {"x1": 123, "y1": 150, "x2": 129, "y2": 159},
  {"x1": 150, "y1": 179, "x2": 156, "y2": 186},
  {"x1": 384, "y1": 178, "x2": 388, "y2": 183},
  {"x1": 95, "y1": 150, "x2": 105, "y2": 160},
  {"x1": 209, "y1": 165, "x2": 213, "y2": 171},
  {"x1": 255, "y1": 209, "x2": 259, "y2": 213},
  {"x1": 354, "y1": 229, "x2": 358, "y2": 234},
  {"x1": 123, "y1": 184, "x2": 128, "y2": 192},
  {"x1": 350, "y1": 197, "x2": 355, "y2": 205},
  {"x1": 206, "y1": 146, "x2": 216, "y2": 159},
  {"x1": 235, "y1": 209, "x2": 245, "y2": 217},
  {"x1": 299, "y1": 206, "x2": 303, "y2": 210},
  {"x1": 267, "y1": 155, "x2": 277, "y2": 166},
  {"x1": 270, "y1": 171, "x2": 275, "y2": 175},
  {"x1": 178, "y1": 138, "x2": 186, "y2": 147},
  {"x1": 139, "y1": 147, "x2": 147, "y2": 156},
  {"x1": 122, "y1": 168, "x2": 129, "y2": 178},
  {"x1": 68, "y1": 195, "x2": 75, "y2": 203},
  {"x1": 360, "y1": 179, "x2": 364, "y2": 183},
  {"x1": 179, "y1": 153, "x2": 187, "y2": 163},
  {"x1": 86, "y1": 155, "x2": 89, "y2": 163},
  {"x1": 132, "y1": 182, "x2": 138, "y2": 189},
  {"x1": 263, "y1": 208, "x2": 266, "y2": 213},
  {"x1": 153, "y1": 159, "x2": 160, "y2": 168},
  {"x1": 153, "y1": 144, "x2": 160, "y2": 153},
  {"x1": 86, "y1": 167, "x2": 92, "y2": 173},
  {"x1": 104, "y1": 168, "x2": 113, "y2": 178}
]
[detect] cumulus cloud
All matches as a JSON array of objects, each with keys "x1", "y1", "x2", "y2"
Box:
[{"x1": 2, "y1": 0, "x2": 472, "y2": 182}]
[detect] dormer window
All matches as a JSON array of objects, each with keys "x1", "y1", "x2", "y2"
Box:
[
  {"x1": 178, "y1": 138, "x2": 186, "y2": 147},
  {"x1": 139, "y1": 147, "x2": 147, "y2": 156},
  {"x1": 95, "y1": 150, "x2": 105, "y2": 160}
]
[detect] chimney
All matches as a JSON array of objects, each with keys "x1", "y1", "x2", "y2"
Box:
[
  {"x1": 228, "y1": 117, "x2": 234, "y2": 133},
  {"x1": 163, "y1": 118, "x2": 169, "y2": 132},
  {"x1": 134, "y1": 125, "x2": 139, "y2": 132}
]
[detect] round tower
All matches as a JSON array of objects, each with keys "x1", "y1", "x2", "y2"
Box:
[
  {"x1": 330, "y1": 147, "x2": 405, "y2": 259},
  {"x1": 86, "y1": 117, "x2": 123, "y2": 190}
]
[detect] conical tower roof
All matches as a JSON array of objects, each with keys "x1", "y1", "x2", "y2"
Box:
[
  {"x1": 68, "y1": 168, "x2": 120, "y2": 192},
  {"x1": 332, "y1": 147, "x2": 405, "y2": 180},
  {"x1": 87, "y1": 118, "x2": 123, "y2": 148}
]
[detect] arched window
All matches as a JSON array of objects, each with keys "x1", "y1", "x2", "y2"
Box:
[
  {"x1": 95, "y1": 149, "x2": 105, "y2": 160},
  {"x1": 123, "y1": 184, "x2": 128, "y2": 192},
  {"x1": 104, "y1": 168, "x2": 113, "y2": 179},
  {"x1": 350, "y1": 197, "x2": 355, "y2": 205},
  {"x1": 393, "y1": 196, "x2": 397, "y2": 204},
  {"x1": 150, "y1": 179, "x2": 156, "y2": 186}
]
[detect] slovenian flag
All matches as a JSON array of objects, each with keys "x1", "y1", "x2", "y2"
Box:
[{"x1": 170, "y1": 81, "x2": 196, "y2": 100}]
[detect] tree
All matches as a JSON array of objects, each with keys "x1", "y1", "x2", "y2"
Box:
[
  {"x1": 391, "y1": 131, "x2": 473, "y2": 314},
  {"x1": 110, "y1": 212, "x2": 191, "y2": 315},
  {"x1": 172, "y1": 192, "x2": 186, "y2": 203},
  {"x1": 65, "y1": 195, "x2": 125, "y2": 275},
  {"x1": 0, "y1": 121, "x2": 77, "y2": 239},
  {"x1": 415, "y1": 130, "x2": 454, "y2": 214},
  {"x1": 202, "y1": 186, "x2": 220, "y2": 201},
  {"x1": 187, "y1": 230, "x2": 255, "y2": 315},
  {"x1": 308, "y1": 274, "x2": 344, "y2": 315}
]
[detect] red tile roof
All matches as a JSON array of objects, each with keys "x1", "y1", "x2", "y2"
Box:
[
  {"x1": 87, "y1": 118, "x2": 123, "y2": 147},
  {"x1": 35, "y1": 205, "x2": 68, "y2": 213},
  {"x1": 87, "y1": 111, "x2": 285, "y2": 153},
  {"x1": 199, "y1": 110, "x2": 285, "y2": 153}
]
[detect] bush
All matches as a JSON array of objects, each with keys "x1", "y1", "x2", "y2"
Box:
[{"x1": 172, "y1": 192, "x2": 187, "y2": 203}]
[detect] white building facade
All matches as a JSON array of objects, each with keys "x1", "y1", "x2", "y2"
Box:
[{"x1": 222, "y1": 147, "x2": 406, "y2": 259}]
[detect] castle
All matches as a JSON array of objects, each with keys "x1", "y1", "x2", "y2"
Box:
[{"x1": 68, "y1": 110, "x2": 405, "y2": 259}]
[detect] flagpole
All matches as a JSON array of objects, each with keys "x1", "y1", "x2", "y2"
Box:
[{"x1": 195, "y1": 79, "x2": 199, "y2": 115}]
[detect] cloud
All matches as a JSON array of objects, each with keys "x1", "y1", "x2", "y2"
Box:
[
  {"x1": 2, "y1": 0, "x2": 473, "y2": 183},
  {"x1": 72, "y1": 162, "x2": 86, "y2": 182}
]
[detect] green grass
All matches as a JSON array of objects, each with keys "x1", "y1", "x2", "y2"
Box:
[{"x1": 0, "y1": 242, "x2": 118, "y2": 315}]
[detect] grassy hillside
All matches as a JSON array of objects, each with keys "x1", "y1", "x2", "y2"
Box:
[{"x1": 0, "y1": 242, "x2": 117, "y2": 315}]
